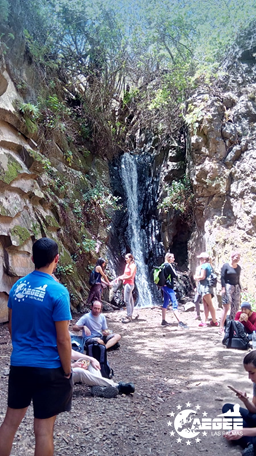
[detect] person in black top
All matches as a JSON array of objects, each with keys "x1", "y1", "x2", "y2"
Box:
[
  {"x1": 86, "y1": 258, "x2": 111, "y2": 305},
  {"x1": 219, "y1": 251, "x2": 242, "y2": 333},
  {"x1": 161, "y1": 253, "x2": 188, "y2": 329}
]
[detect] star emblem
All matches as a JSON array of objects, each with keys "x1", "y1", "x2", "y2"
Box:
[
  {"x1": 170, "y1": 412, "x2": 175, "y2": 417},
  {"x1": 187, "y1": 441, "x2": 191, "y2": 445},
  {"x1": 195, "y1": 404, "x2": 201, "y2": 410},
  {"x1": 203, "y1": 431, "x2": 207, "y2": 436},
  {"x1": 167, "y1": 421, "x2": 172, "y2": 426},
  {"x1": 170, "y1": 431, "x2": 175, "y2": 436},
  {"x1": 196, "y1": 438, "x2": 201, "y2": 443},
  {"x1": 186, "y1": 401, "x2": 191, "y2": 407},
  {"x1": 202, "y1": 411, "x2": 208, "y2": 417},
  {"x1": 177, "y1": 405, "x2": 182, "y2": 410},
  {"x1": 177, "y1": 438, "x2": 182, "y2": 443}
]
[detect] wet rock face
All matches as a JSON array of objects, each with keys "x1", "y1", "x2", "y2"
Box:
[{"x1": 187, "y1": 25, "x2": 256, "y2": 295}]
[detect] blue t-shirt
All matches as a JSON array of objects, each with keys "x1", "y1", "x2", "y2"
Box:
[
  {"x1": 200, "y1": 263, "x2": 212, "y2": 286},
  {"x1": 76, "y1": 311, "x2": 107, "y2": 340},
  {"x1": 8, "y1": 271, "x2": 71, "y2": 368}
]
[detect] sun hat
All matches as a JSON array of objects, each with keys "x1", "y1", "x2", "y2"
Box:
[{"x1": 197, "y1": 252, "x2": 210, "y2": 259}]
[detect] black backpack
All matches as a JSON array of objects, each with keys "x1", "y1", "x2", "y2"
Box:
[
  {"x1": 89, "y1": 269, "x2": 97, "y2": 286},
  {"x1": 86, "y1": 342, "x2": 114, "y2": 379},
  {"x1": 207, "y1": 270, "x2": 218, "y2": 287},
  {"x1": 222, "y1": 320, "x2": 250, "y2": 350}
]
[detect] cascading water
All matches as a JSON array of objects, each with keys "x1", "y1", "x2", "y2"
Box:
[{"x1": 121, "y1": 153, "x2": 154, "y2": 307}]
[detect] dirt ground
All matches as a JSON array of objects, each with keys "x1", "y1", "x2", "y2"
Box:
[{"x1": 0, "y1": 305, "x2": 253, "y2": 456}]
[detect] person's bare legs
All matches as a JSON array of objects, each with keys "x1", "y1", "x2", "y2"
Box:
[
  {"x1": 202, "y1": 298, "x2": 209, "y2": 323},
  {"x1": 105, "y1": 334, "x2": 121, "y2": 349},
  {"x1": 34, "y1": 416, "x2": 56, "y2": 456},
  {"x1": 219, "y1": 304, "x2": 230, "y2": 330},
  {"x1": 0, "y1": 406, "x2": 28, "y2": 456},
  {"x1": 204, "y1": 294, "x2": 217, "y2": 323}
]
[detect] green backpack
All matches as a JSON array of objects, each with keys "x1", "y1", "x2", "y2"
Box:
[{"x1": 153, "y1": 263, "x2": 166, "y2": 287}]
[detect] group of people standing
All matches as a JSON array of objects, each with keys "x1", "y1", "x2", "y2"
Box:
[
  {"x1": 87, "y1": 253, "x2": 137, "y2": 323},
  {"x1": 194, "y1": 250, "x2": 242, "y2": 330}
]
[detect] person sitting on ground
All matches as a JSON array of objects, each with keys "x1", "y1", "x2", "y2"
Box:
[
  {"x1": 223, "y1": 350, "x2": 256, "y2": 456},
  {"x1": 235, "y1": 302, "x2": 256, "y2": 336},
  {"x1": 87, "y1": 258, "x2": 111, "y2": 305},
  {"x1": 71, "y1": 349, "x2": 135, "y2": 398},
  {"x1": 160, "y1": 252, "x2": 188, "y2": 329},
  {"x1": 73, "y1": 300, "x2": 121, "y2": 350},
  {"x1": 194, "y1": 252, "x2": 218, "y2": 327}
]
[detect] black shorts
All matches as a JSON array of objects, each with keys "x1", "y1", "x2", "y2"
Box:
[
  {"x1": 8, "y1": 366, "x2": 73, "y2": 419},
  {"x1": 86, "y1": 334, "x2": 114, "y2": 345}
]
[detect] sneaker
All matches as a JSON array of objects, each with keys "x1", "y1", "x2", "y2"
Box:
[
  {"x1": 242, "y1": 444, "x2": 255, "y2": 456},
  {"x1": 194, "y1": 315, "x2": 201, "y2": 321},
  {"x1": 178, "y1": 321, "x2": 188, "y2": 329},
  {"x1": 122, "y1": 316, "x2": 132, "y2": 324},
  {"x1": 199, "y1": 322, "x2": 207, "y2": 327},
  {"x1": 91, "y1": 386, "x2": 118, "y2": 398},
  {"x1": 161, "y1": 320, "x2": 171, "y2": 326},
  {"x1": 118, "y1": 382, "x2": 135, "y2": 395},
  {"x1": 209, "y1": 320, "x2": 219, "y2": 327}
]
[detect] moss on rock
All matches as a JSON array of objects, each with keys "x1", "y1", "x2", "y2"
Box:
[
  {"x1": 10, "y1": 225, "x2": 31, "y2": 246},
  {"x1": 0, "y1": 155, "x2": 23, "y2": 184}
]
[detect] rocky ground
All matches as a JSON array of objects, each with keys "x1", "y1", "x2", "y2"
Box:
[{"x1": 0, "y1": 305, "x2": 253, "y2": 456}]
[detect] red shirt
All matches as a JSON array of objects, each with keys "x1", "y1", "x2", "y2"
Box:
[
  {"x1": 123, "y1": 263, "x2": 136, "y2": 285},
  {"x1": 235, "y1": 311, "x2": 256, "y2": 333}
]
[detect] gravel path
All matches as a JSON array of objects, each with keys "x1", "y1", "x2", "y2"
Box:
[{"x1": 0, "y1": 306, "x2": 252, "y2": 456}]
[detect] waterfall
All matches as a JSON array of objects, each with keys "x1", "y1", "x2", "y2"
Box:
[{"x1": 121, "y1": 153, "x2": 154, "y2": 307}]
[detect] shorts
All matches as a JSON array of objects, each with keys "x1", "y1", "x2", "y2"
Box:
[
  {"x1": 86, "y1": 334, "x2": 114, "y2": 345},
  {"x1": 8, "y1": 366, "x2": 73, "y2": 419},
  {"x1": 198, "y1": 283, "x2": 213, "y2": 297}
]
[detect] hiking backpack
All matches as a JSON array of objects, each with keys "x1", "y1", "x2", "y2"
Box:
[
  {"x1": 89, "y1": 269, "x2": 97, "y2": 286},
  {"x1": 153, "y1": 264, "x2": 166, "y2": 287},
  {"x1": 86, "y1": 342, "x2": 114, "y2": 379},
  {"x1": 207, "y1": 271, "x2": 218, "y2": 287},
  {"x1": 222, "y1": 320, "x2": 250, "y2": 350}
]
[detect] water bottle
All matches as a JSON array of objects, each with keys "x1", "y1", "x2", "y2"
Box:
[{"x1": 252, "y1": 331, "x2": 256, "y2": 349}]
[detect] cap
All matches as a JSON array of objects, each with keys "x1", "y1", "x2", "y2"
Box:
[
  {"x1": 197, "y1": 252, "x2": 210, "y2": 259},
  {"x1": 241, "y1": 302, "x2": 252, "y2": 311}
]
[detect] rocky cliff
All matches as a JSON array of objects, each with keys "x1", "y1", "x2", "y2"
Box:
[{"x1": 186, "y1": 24, "x2": 256, "y2": 299}]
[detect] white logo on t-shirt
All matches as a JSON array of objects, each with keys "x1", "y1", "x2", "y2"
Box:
[{"x1": 14, "y1": 281, "x2": 48, "y2": 302}]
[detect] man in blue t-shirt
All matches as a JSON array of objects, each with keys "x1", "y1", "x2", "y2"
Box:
[
  {"x1": 0, "y1": 238, "x2": 72, "y2": 456},
  {"x1": 73, "y1": 300, "x2": 121, "y2": 350}
]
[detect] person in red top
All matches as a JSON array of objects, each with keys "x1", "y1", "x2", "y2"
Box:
[
  {"x1": 235, "y1": 302, "x2": 256, "y2": 334},
  {"x1": 118, "y1": 253, "x2": 137, "y2": 323}
]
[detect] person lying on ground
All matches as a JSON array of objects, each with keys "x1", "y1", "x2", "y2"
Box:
[
  {"x1": 235, "y1": 302, "x2": 256, "y2": 335},
  {"x1": 73, "y1": 300, "x2": 121, "y2": 350},
  {"x1": 71, "y1": 349, "x2": 134, "y2": 398},
  {"x1": 223, "y1": 350, "x2": 256, "y2": 456}
]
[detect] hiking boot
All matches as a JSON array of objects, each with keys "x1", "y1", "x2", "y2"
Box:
[
  {"x1": 242, "y1": 444, "x2": 255, "y2": 456},
  {"x1": 161, "y1": 320, "x2": 171, "y2": 326},
  {"x1": 178, "y1": 321, "x2": 188, "y2": 329},
  {"x1": 91, "y1": 386, "x2": 118, "y2": 398},
  {"x1": 118, "y1": 382, "x2": 135, "y2": 395}
]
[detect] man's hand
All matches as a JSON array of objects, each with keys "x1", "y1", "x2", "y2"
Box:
[
  {"x1": 239, "y1": 313, "x2": 248, "y2": 322},
  {"x1": 224, "y1": 430, "x2": 243, "y2": 440},
  {"x1": 90, "y1": 358, "x2": 100, "y2": 370},
  {"x1": 83, "y1": 326, "x2": 91, "y2": 336}
]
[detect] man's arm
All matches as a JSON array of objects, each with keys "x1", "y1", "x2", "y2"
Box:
[
  {"x1": 55, "y1": 320, "x2": 72, "y2": 376},
  {"x1": 8, "y1": 308, "x2": 12, "y2": 337},
  {"x1": 71, "y1": 349, "x2": 100, "y2": 370},
  {"x1": 73, "y1": 323, "x2": 91, "y2": 336}
]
